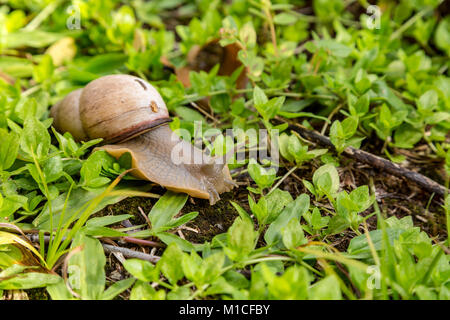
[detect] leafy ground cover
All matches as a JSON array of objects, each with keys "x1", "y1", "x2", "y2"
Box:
[{"x1": 0, "y1": 0, "x2": 449, "y2": 300}]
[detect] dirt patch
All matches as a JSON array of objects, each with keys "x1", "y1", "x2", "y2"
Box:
[
  {"x1": 98, "y1": 185, "x2": 245, "y2": 244},
  {"x1": 98, "y1": 145, "x2": 446, "y2": 251},
  {"x1": 181, "y1": 190, "x2": 242, "y2": 243}
]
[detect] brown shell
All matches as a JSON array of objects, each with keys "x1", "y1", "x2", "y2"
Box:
[
  {"x1": 79, "y1": 74, "x2": 170, "y2": 143},
  {"x1": 50, "y1": 89, "x2": 89, "y2": 141},
  {"x1": 51, "y1": 74, "x2": 236, "y2": 204}
]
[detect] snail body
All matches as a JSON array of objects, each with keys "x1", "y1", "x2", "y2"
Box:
[{"x1": 51, "y1": 74, "x2": 235, "y2": 204}]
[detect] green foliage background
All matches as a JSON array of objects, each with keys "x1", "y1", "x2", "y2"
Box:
[{"x1": 0, "y1": 0, "x2": 449, "y2": 300}]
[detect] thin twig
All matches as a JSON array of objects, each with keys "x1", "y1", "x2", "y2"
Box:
[
  {"x1": 190, "y1": 101, "x2": 219, "y2": 124},
  {"x1": 121, "y1": 236, "x2": 165, "y2": 248},
  {"x1": 23, "y1": 0, "x2": 61, "y2": 31},
  {"x1": 29, "y1": 234, "x2": 160, "y2": 263},
  {"x1": 267, "y1": 166, "x2": 297, "y2": 196},
  {"x1": 284, "y1": 122, "x2": 448, "y2": 198},
  {"x1": 138, "y1": 206, "x2": 152, "y2": 228},
  {"x1": 321, "y1": 103, "x2": 343, "y2": 135},
  {"x1": 102, "y1": 244, "x2": 160, "y2": 263},
  {"x1": 389, "y1": 7, "x2": 432, "y2": 41}
]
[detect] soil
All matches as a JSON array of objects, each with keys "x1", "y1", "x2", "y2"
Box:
[{"x1": 99, "y1": 145, "x2": 447, "y2": 251}]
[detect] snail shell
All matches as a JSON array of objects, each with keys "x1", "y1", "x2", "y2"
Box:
[{"x1": 51, "y1": 75, "x2": 236, "y2": 204}]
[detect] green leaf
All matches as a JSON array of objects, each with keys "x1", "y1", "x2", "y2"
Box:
[
  {"x1": 68, "y1": 232, "x2": 106, "y2": 300},
  {"x1": 174, "y1": 106, "x2": 205, "y2": 122},
  {"x1": 230, "y1": 200, "x2": 253, "y2": 224},
  {"x1": 434, "y1": 17, "x2": 450, "y2": 55},
  {"x1": 205, "y1": 276, "x2": 238, "y2": 297},
  {"x1": 123, "y1": 259, "x2": 159, "y2": 282},
  {"x1": 0, "y1": 264, "x2": 27, "y2": 279},
  {"x1": 247, "y1": 159, "x2": 277, "y2": 190},
  {"x1": 349, "y1": 185, "x2": 374, "y2": 212},
  {"x1": 341, "y1": 116, "x2": 358, "y2": 138},
  {"x1": 281, "y1": 218, "x2": 307, "y2": 249},
  {"x1": 327, "y1": 214, "x2": 350, "y2": 235},
  {"x1": 157, "y1": 243, "x2": 185, "y2": 285},
  {"x1": 262, "y1": 264, "x2": 310, "y2": 299},
  {"x1": 239, "y1": 22, "x2": 256, "y2": 47},
  {"x1": 393, "y1": 124, "x2": 423, "y2": 149},
  {"x1": 278, "y1": 133, "x2": 294, "y2": 162},
  {"x1": 86, "y1": 214, "x2": 133, "y2": 227},
  {"x1": 148, "y1": 190, "x2": 188, "y2": 231},
  {"x1": 4, "y1": 30, "x2": 64, "y2": 49},
  {"x1": 309, "y1": 275, "x2": 342, "y2": 300},
  {"x1": 20, "y1": 116, "x2": 51, "y2": 160},
  {"x1": 182, "y1": 251, "x2": 225, "y2": 286},
  {"x1": 46, "y1": 278, "x2": 74, "y2": 300},
  {"x1": 33, "y1": 182, "x2": 140, "y2": 230},
  {"x1": 287, "y1": 133, "x2": 303, "y2": 158},
  {"x1": 310, "y1": 207, "x2": 329, "y2": 230},
  {"x1": 265, "y1": 188, "x2": 293, "y2": 223},
  {"x1": 162, "y1": 211, "x2": 199, "y2": 231},
  {"x1": 130, "y1": 280, "x2": 165, "y2": 300},
  {"x1": 42, "y1": 155, "x2": 63, "y2": 183},
  {"x1": 101, "y1": 278, "x2": 135, "y2": 300},
  {"x1": 312, "y1": 164, "x2": 340, "y2": 197},
  {"x1": 0, "y1": 56, "x2": 33, "y2": 77},
  {"x1": 274, "y1": 13, "x2": 298, "y2": 25},
  {"x1": 181, "y1": 250, "x2": 203, "y2": 283},
  {"x1": 418, "y1": 90, "x2": 438, "y2": 112},
  {"x1": 114, "y1": 5, "x2": 136, "y2": 35},
  {"x1": 32, "y1": 54, "x2": 54, "y2": 83},
  {"x1": 0, "y1": 271, "x2": 60, "y2": 290},
  {"x1": 156, "y1": 232, "x2": 196, "y2": 252},
  {"x1": 255, "y1": 96, "x2": 285, "y2": 120},
  {"x1": 248, "y1": 195, "x2": 268, "y2": 226},
  {"x1": 80, "y1": 150, "x2": 114, "y2": 188},
  {"x1": 224, "y1": 216, "x2": 258, "y2": 262},
  {"x1": 265, "y1": 194, "x2": 310, "y2": 246},
  {"x1": 167, "y1": 286, "x2": 191, "y2": 300},
  {"x1": 313, "y1": 39, "x2": 352, "y2": 58},
  {"x1": 253, "y1": 86, "x2": 268, "y2": 107},
  {"x1": 82, "y1": 225, "x2": 128, "y2": 237},
  {"x1": 0, "y1": 129, "x2": 19, "y2": 171},
  {"x1": 0, "y1": 194, "x2": 27, "y2": 219},
  {"x1": 302, "y1": 180, "x2": 316, "y2": 197}
]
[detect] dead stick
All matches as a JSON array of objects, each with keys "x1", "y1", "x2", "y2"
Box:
[
  {"x1": 287, "y1": 123, "x2": 448, "y2": 198},
  {"x1": 102, "y1": 244, "x2": 159, "y2": 263},
  {"x1": 28, "y1": 234, "x2": 160, "y2": 263}
]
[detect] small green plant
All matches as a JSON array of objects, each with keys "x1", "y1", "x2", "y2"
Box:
[
  {"x1": 0, "y1": 0, "x2": 449, "y2": 301},
  {"x1": 47, "y1": 232, "x2": 134, "y2": 300}
]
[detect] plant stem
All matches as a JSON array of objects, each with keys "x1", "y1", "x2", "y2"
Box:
[
  {"x1": 24, "y1": 0, "x2": 61, "y2": 31},
  {"x1": 321, "y1": 103, "x2": 343, "y2": 135},
  {"x1": 262, "y1": 0, "x2": 278, "y2": 57},
  {"x1": 389, "y1": 7, "x2": 432, "y2": 42},
  {"x1": 267, "y1": 166, "x2": 297, "y2": 196}
]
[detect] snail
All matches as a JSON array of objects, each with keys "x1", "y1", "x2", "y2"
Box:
[{"x1": 50, "y1": 74, "x2": 236, "y2": 204}]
